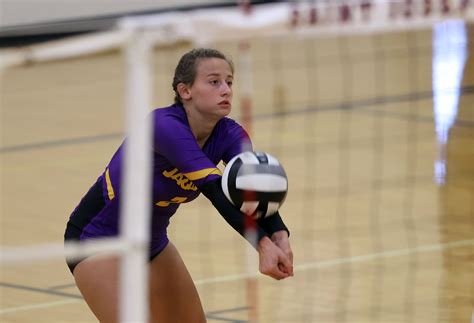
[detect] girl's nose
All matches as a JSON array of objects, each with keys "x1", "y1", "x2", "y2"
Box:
[{"x1": 221, "y1": 83, "x2": 231, "y2": 96}]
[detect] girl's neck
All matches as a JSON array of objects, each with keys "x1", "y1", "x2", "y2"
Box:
[{"x1": 183, "y1": 103, "x2": 218, "y2": 148}]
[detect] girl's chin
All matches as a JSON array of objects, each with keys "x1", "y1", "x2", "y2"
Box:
[{"x1": 218, "y1": 106, "x2": 232, "y2": 115}]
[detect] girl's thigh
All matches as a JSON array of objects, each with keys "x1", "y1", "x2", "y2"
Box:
[
  {"x1": 73, "y1": 243, "x2": 206, "y2": 323},
  {"x1": 148, "y1": 242, "x2": 206, "y2": 323},
  {"x1": 73, "y1": 255, "x2": 120, "y2": 322}
]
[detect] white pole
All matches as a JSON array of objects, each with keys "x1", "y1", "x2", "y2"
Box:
[{"x1": 119, "y1": 24, "x2": 153, "y2": 323}]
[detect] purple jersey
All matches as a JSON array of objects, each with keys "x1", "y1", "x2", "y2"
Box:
[{"x1": 74, "y1": 104, "x2": 251, "y2": 253}]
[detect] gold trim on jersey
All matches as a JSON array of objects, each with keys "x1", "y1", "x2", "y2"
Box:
[
  {"x1": 105, "y1": 168, "x2": 115, "y2": 200},
  {"x1": 184, "y1": 167, "x2": 222, "y2": 180},
  {"x1": 162, "y1": 167, "x2": 221, "y2": 191}
]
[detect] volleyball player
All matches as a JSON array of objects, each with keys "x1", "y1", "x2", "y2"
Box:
[{"x1": 64, "y1": 48, "x2": 293, "y2": 322}]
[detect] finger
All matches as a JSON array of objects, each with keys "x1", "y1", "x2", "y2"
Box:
[
  {"x1": 272, "y1": 268, "x2": 290, "y2": 280},
  {"x1": 278, "y1": 263, "x2": 287, "y2": 273},
  {"x1": 284, "y1": 249, "x2": 293, "y2": 263},
  {"x1": 272, "y1": 246, "x2": 293, "y2": 276},
  {"x1": 279, "y1": 254, "x2": 294, "y2": 276},
  {"x1": 278, "y1": 262, "x2": 294, "y2": 277},
  {"x1": 274, "y1": 241, "x2": 293, "y2": 263},
  {"x1": 287, "y1": 251, "x2": 294, "y2": 275},
  {"x1": 262, "y1": 264, "x2": 290, "y2": 280}
]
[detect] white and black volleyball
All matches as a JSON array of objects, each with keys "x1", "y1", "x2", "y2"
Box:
[{"x1": 221, "y1": 151, "x2": 288, "y2": 219}]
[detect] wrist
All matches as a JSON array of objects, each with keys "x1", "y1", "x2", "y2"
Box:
[
  {"x1": 271, "y1": 230, "x2": 289, "y2": 241},
  {"x1": 257, "y1": 236, "x2": 273, "y2": 251}
]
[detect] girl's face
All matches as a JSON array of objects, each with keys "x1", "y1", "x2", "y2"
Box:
[{"x1": 184, "y1": 58, "x2": 234, "y2": 119}]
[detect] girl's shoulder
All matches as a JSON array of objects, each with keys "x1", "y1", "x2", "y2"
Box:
[
  {"x1": 152, "y1": 104, "x2": 185, "y2": 118},
  {"x1": 214, "y1": 116, "x2": 249, "y2": 144},
  {"x1": 217, "y1": 116, "x2": 242, "y2": 131},
  {"x1": 151, "y1": 104, "x2": 188, "y2": 127}
]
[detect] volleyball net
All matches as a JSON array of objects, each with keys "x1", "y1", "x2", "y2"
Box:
[{"x1": 1, "y1": 1, "x2": 474, "y2": 322}]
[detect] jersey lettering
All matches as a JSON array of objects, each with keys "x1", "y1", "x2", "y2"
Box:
[{"x1": 162, "y1": 168, "x2": 198, "y2": 191}]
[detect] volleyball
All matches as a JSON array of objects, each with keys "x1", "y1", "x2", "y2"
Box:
[{"x1": 221, "y1": 151, "x2": 288, "y2": 219}]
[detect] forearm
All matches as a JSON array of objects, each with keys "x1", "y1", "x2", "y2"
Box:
[
  {"x1": 257, "y1": 211, "x2": 290, "y2": 237},
  {"x1": 199, "y1": 178, "x2": 269, "y2": 249}
]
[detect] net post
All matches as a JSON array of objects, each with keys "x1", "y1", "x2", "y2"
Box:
[{"x1": 118, "y1": 22, "x2": 154, "y2": 323}]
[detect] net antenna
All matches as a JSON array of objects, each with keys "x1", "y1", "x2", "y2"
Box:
[{"x1": 1, "y1": 1, "x2": 473, "y2": 322}]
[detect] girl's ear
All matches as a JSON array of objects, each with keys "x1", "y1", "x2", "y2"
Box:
[{"x1": 177, "y1": 83, "x2": 191, "y2": 101}]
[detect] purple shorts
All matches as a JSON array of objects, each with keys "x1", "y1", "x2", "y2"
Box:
[{"x1": 64, "y1": 177, "x2": 169, "y2": 274}]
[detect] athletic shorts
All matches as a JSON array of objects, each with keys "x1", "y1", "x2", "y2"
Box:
[{"x1": 64, "y1": 177, "x2": 169, "y2": 274}]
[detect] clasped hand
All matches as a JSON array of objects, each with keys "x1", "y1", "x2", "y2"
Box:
[{"x1": 257, "y1": 230, "x2": 294, "y2": 280}]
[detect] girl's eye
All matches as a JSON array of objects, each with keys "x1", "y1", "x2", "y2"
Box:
[
  {"x1": 227, "y1": 81, "x2": 233, "y2": 87},
  {"x1": 210, "y1": 80, "x2": 219, "y2": 85}
]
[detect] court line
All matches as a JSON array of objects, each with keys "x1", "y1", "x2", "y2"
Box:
[
  {"x1": 0, "y1": 132, "x2": 122, "y2": 154},
  {"x1": 206, "y1": 316, "x2": 247, "y2": 323},
  {"x1": 205, "y1": 306, "x2": 249, "y2": 316},
  {"x1": 193, "y1": 239, "x2": 474, "y2": 285},
  {"x1": 0, "y1": 282, "x2": 82, "y2": 299},
  {"x1": 0, "y1": 299, "x2": 81, "y2": 315},
  {"x1": 256, "y1": 85, "x2": 474, "y2": 123},
  {"x1": 206, "y1": 306, "x2": 249, "y2": 323},
  {"x1": 1, "y1": 238, "x2": 471, "y2": 315},
  {"x1": 294, "y1": 239, "x2": 474, "y2": 272},
  {"x1": 48, "y1": 283, "x2": 77, "y2": 290},
  {"x1": 1, "y1": 86, "x2": 473, "y2": 154}
]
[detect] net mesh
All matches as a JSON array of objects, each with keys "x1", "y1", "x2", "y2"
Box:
[{"x1": 1, "y1": 1, "x2": 473, "y2": 322}]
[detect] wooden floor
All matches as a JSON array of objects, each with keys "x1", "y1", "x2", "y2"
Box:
[{"x1": 1, "y1": 26, "x2": 473, "y2": 322}]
